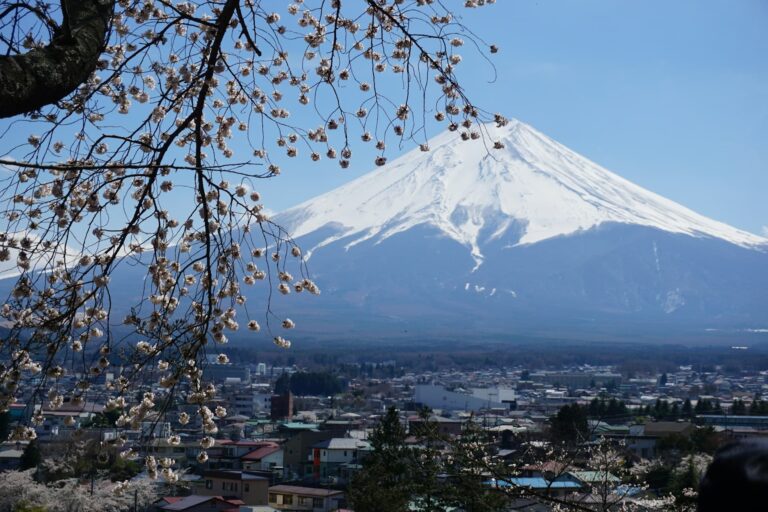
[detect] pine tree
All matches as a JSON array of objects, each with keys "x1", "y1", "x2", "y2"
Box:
[
  {"x1": 19, "y1": 440, "x2": 41, "y2": 471},
  {"x1": 550, "y1": 404, "x2": 589, "y2": 444},
  {"x1": 682, "y1": 398, "x2": 693, "y2": 418},
  {"x1": 409, "y1": 410, "x2": 450, "y2": 512},
  {"x1": 349, "y1": 408, "x2": 414, "y2": 512},
  {"x1": 0, "y1": 411, "x2": 10, "y2": 441},
  {"x1": 444, "y1": 420, "x2": 507, "y2": 512}
]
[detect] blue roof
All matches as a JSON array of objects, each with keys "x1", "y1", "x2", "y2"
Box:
[
  {"x1": 486, "y1": 478, "x2": 581, "y2": 490},
  {"x1": 615, "y1": 485, "x2": 644, "y2": 497}
]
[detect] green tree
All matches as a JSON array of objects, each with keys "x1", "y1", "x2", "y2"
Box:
[
  {"x1": 274, "y1": 373, "x2": 290, "y2": 394},
  {"x1": 443, "y1": 420, "x2": 507, "y2": 512},
  {"x1": 550, "y1": 404, "x2": 589, "y2": 444},
  {"x1": 682, "y1": 398, "x2": 693, "y2": 419},
  {"x1": 731, "y1": 399, "x2": 747, "y2": 415},
  {"x1": 349, "y1": 408, "x2": 414, "y2": 512},
  {"x1": 19, "y1": 440, "x2": 41, "y2": 470},
  {"x1": 408, "y1": 410, "x2": 450, "y2": 512},
  {"x1": 0, "y1": 411, "x2": 10, "y2": 441},
  {"x1": 690, "y1": 426, "x2": 722, "y2": 454}
]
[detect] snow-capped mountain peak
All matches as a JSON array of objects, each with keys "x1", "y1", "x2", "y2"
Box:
[{"x1": 277, "y1": 119, "x2": 766, "y2": 265}]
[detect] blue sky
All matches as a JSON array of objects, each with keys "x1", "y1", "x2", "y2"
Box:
[
  {"x1": 263, "y1": 0, "x2": 768, "y2": 236},
  {"x1": 3, "y1": 1, "x2": 765, "y2": 236}
]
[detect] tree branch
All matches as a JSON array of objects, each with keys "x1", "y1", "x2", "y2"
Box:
[{"x1": 0, "y1": 0, "x2": 113, "y2": 118}]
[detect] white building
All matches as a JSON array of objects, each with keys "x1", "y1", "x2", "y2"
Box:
[{"x1": 414, "y1": 384, "x2": 516, "y2": 412}]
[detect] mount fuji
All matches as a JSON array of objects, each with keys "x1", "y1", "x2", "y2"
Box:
[{"x1": 274, "y1": 120, "x2": 768, "y2": 341}]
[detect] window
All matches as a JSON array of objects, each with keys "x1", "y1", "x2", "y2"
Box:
[
  {"x1": 313, "y1": 498, "x2": 324, "y2": 507},
  {"x1": 343, "y1": 451, "x2": 347, "y2": 457},
  {"x1": 244, "y1": 484, "x2": 249, "y2": 492},
  {"x1": 283, "y1": 494, "x2": 293, "y2": 505},
  {"x1": 222, "y1": 482, "x2": 226, "y2": 490},
  {"x1": 205, "y1": 480, "x2": 212, "y2": 489},
  {"x1": 269, "y1": 493, "x2": 277, "y2": 503}
]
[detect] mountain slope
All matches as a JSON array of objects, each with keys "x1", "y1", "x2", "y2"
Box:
[
  {"x1": 278, "y1": 120, "x2": 766, "y2": 270},
  {"x1": 271, "y1": 120, "x2": 768, "y2": 339}
]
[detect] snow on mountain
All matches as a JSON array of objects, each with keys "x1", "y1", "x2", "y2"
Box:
[{"x1": 277, "y1": 119, "x2": 766, "y2": 267}]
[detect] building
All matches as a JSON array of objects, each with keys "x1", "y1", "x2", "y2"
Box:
[
  {"x1": 156, "y1": 495, "x2": 245, "y2": 512},
  {"x1": 530, "y1": 372, "x2": 622, "y2": 390},
  {"x1": 195, "y1": 470, "x2": 270, "y2": 506},
  {"x1": 282, "y1": 429, "x2": 334, "y2": 479},
  {"x1": 489, "y1": 477, "x2": 581, "y2": 498},
  {"x1": 642, "y1": 421, "x2": 695, "y2": 438},
  {"x1": 697, "y1": 415, "x2": 768, "y2": 430},
  {"x1": 408, "y1": 415, "x2": 463, "y2": 437},
  {"x1": 0, "y1": 448, "x2": 23, "y2": 471},
  {"x1": 271, "y1": 392, "x2": 294, "y2": 421},
  {"x1": 267, "y1": 485, "x2": 346, "y2": 511},
  {"x1": 309, "y1": 438, "x2": 371, "y2": 481},
  {"x1": 242, "y1": 442, "x2": 284, "y2": 472},
  {"x1": 414, "y1": 384, "x2": 516, "y2": 412},
  {"x1": 205, "y1": 362, "x2": 251, "y2": 384}
]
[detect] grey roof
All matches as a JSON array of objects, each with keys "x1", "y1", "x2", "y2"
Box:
[
  {"x1": 268, "y1": 485, "x2": 344, "y2": 497},
  {"x1": 312, "y1": 438, "x2": 371, "y2": 450},
  {"x1": 203, "y1": 470, "x2": 269, "y2": 481}
]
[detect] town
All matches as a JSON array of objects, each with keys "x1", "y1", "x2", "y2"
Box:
[{"x1": 2, "y1": 342, "x2": 767, "y2": 511}]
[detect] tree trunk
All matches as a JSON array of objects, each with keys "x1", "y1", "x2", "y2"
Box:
[{"x1": 0, "y1": 0, "x2": 114, "y2": 119}]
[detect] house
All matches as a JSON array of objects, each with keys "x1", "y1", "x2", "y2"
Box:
[
  {"x1": 211, "y1": 440, "x2": 282, "y2": 470},
  {"x1": 311, "y1": 438, "x2": 370, "y2": 465},
  {"x1": 322, "y1": 418, "x2": 363, "y2": 437},
  {"x1": 488, "y1": 478, "x2": 581, "y2": 498},
  {"x1": 267, "y1": 485, "x2": 345, "y2": 511},
  {"x1": 242, "y1": 442, "x2": 284, "y2": 471},
  {"x1": 407, "y1": 415, "x2": 463, "y2": 437},
  {"x1": 282, "y1": 429, "x2": 334, "y2": 479},
  {"x1": 0, "y1": 448, "x2": 23, "y2": 470},
  {"x1": 561, "y1": 471, "x2": 621, "y2": 491},
  {"x1": 642, "y1": 421, "x2": 694, "y2": 438},
  {"x1": 195, "y1": 470, "x2": 270, "y2": 506},
  {"x1": 520, "y1": 461, "x2": 568, "y2": 479},
  {"x1": 309, "y1": 438, "x2": 371, "y2": 481},
  {"x1": 155, "y1": 495, "x2": 245, "y2": 512}
]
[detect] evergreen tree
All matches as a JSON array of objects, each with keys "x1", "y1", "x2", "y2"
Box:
[
  {"x1": 731, "y1": 399, "x2": 747, "y2": 415},
  {"x1": 349, "y1": 408, "x2": 414, "y2": 512},
  {"x1": 20, "y1": 440, "x2": 41, "y2": 470},
  {"x1": 550, "y1": 404, "x2": 589, "y2": 444},
  {"x1": 0, "y1": 411, "x2": 10, "y2": 441},
  {"x1": 274, "y1": 373, "x2": 291, "y2": 394},
  {"x1": 443, "y1": 420, "x2": 507, "y2": 512},
  {"x1": 682, "y1": 398, "x2": 693, "y2": 418},
  {"x1": 409, "y1": 410, "x2": 450, "y2": 512}
]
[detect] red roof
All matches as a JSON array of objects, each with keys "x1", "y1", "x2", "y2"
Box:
[
  {"x1": 159, "y1": 496, "x2": 243, "y2": 511},
  {"x1": 241, "y1": 442, "x2": 281, "y2": 461}
]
